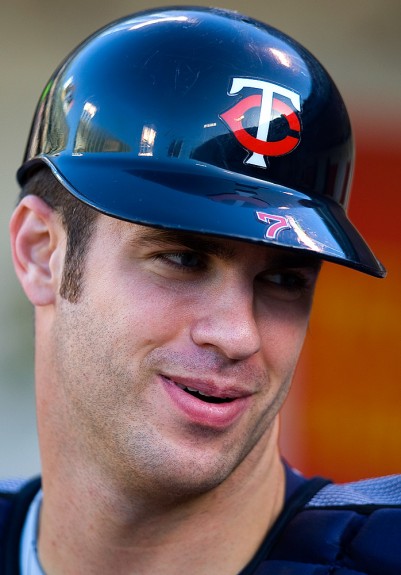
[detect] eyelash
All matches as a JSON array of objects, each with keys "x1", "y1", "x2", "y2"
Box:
[
  {"x1": 152, "y1": 251, "x2": 207, "y2": 272},
  {"x1": 261, "y1": 271, "x2": 312, "y2": 290}
]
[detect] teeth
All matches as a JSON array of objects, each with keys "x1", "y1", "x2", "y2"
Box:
[
  {"x1": 186, "y1": 386, "x2": 212, "y2": 397},
  {"x1": 186, "y1": 386, "x2": 230, "y2": 401},
  {"x1": 170, "y1": 379, "x2": 231, "y2": 401},
  {"x1": 171, "y1": 381, "x2": 211, "y2": 396}
]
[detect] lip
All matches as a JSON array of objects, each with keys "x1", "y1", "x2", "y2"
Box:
[{"x1": 160, "y1": 374, "x2": 252, "y2": 429}]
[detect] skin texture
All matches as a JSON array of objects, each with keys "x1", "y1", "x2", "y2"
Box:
[{"x1": 10, "y1": 195, "x2": 320, "y2": 574}]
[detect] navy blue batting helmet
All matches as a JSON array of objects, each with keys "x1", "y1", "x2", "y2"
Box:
[{"x1": 17, "y1": 6, "x2": 385, "y2": 277}]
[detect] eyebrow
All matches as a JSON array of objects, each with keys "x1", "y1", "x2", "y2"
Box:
[
  {"x1": 133, "y1": 228, "x2": 237, "y2": 261},
  {"x1": 133, "y1": 227, "x2": 322, "y2": 270}
]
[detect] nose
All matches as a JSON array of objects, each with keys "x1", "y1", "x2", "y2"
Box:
[{"x1": 190, "y1": 278, "x2": 261, "y2": 361}]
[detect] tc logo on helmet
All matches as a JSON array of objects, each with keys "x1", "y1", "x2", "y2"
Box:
[{"x1": 220, "y1": 78, "x2": 301, "y2": 168}]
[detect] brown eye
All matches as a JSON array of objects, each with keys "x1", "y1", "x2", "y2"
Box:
[
  {"x1": 158, "y1": 252, "x2": 205, "y2": 270},
  {"x1": 264, "y1": 272, "x2": 307, "y2": 289},
  {"x1": 256, "y1": 269, "x2": 317, "y2": 302}
]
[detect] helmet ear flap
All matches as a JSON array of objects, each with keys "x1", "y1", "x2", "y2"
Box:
[{"x1": 17, "y1": 7, "x2": 385, "y2": 278}]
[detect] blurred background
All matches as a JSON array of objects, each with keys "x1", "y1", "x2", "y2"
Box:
[{"x1": 1, "y1": 0, "x2": 400, "y2": 482}]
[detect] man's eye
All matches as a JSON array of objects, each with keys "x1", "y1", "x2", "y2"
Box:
[
  {"x1": 157, "y1": 252, "x2": 204, "y2": 270},
  {"x1": 266, "y1": 272, "x2": 307, "y2": 289},
  {"x1": 258, "y1": 270, "x2": 315, "y2": 301}
]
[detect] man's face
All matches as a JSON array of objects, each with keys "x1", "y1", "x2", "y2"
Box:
[{"x1": 48, "y1": 215, "x2": 320, "y2": 497}]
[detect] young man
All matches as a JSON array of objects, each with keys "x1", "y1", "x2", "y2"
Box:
[{"x1": 2, "y1": 6, "x2": 400, "y2": 574}]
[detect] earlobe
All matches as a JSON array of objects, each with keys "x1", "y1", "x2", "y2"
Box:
[{"x1": 9, "y1": 195, "x2": 65, "y2": 306}]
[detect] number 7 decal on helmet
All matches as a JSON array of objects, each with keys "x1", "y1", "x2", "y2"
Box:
[{"x1": 256, "y1": 211, "x2": 291, "y2": 239}]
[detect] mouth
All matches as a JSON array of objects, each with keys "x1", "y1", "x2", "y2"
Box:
[
  {"x1": 160, "y1": 374, "x2": 251, "y2": 428},
  {"x1": 162, "y1": 374, "x2": 247, "y2": 404},
  {"x1": 174, "y1": 383, "x2": 235, "y2": 404}
]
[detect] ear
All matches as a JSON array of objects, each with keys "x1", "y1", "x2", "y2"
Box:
[{"x1": 9, "y1": 195, "x2": 66, "y2": 306}]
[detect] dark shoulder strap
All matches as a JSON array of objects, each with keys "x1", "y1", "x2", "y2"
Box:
[
  {"x1": 239, "y1": 474, "x2": 331, "y2": 574},
  {"x1": 0, "y1": 477, "x2": 41, "y2": 575}
]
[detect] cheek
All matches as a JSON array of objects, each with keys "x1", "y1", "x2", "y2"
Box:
[
  {"x1": 257, "y1": 308, "x2": 310, "y2": 377},
  {"x1": 92, "y1": 274, "x2": 192, "y2": 354}
]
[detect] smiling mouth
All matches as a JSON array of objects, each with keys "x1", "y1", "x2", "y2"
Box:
[
  {"x1": 161, "y1": 374, "x2": 250, "y2": 426},
  {"x1": 167, "y1": 379, "x2": 236, "y2": 404},
  {"x1": 181, "y1": 386, "x2": 235, "y2": 404}
]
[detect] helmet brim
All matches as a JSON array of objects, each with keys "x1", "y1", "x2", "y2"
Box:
[{"x1": 19, "y1": 154, "x2": 386, "y2": 278}]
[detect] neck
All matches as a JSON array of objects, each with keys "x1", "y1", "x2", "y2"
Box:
[{"x1": 38, "y1": 422, "x2": 285, "y2": 575}]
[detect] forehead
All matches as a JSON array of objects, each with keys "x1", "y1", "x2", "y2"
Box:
[{"x1": 100, "y1": 216, "x2": 322, "y2": 269}]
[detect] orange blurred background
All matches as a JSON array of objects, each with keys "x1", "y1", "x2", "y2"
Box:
[
  {"x1": 1, "y1": 0, "x2": 400, "y2": 481},
  {"x1": 281, "y1": 121, "x2": 401, "y2": 482}
]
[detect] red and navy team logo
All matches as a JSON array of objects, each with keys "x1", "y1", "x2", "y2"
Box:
[{"x1": 220, "y1": 78, "x2": 301, "y2": 168}]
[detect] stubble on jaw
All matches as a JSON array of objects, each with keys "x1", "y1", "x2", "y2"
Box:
[
  {"x1": 41, "y1": 218, "x2": 310, "y2": 504},
  {"x1": 46, "y1": 294, "x2": 294, "y2": 504}
]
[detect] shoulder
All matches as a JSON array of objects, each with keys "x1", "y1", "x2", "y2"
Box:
[
  {"x1": 258, "y1": 473, "x2": 401, "y2": 575},
  {"x1": 306, "y1": 473, "x2": 401, "y2": 508},
  {"x1": 0, "y1": 476, "x2": 41, "y2": 521},
  {"x1": 0, "y1": 477, "x2": 41, "y2": 573},
  {"x1": 287, "y1": 474, "x2": 401, "y2": 573},
  {"x1": 0, "y1": 478, "x2": 28, "y2": 528},
  {"x1": 0, "y1": 476, "x2": 40, "y2": 531},
  {"x1": 0, "y1": 478, "x2": 30, "y2": 496}
]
